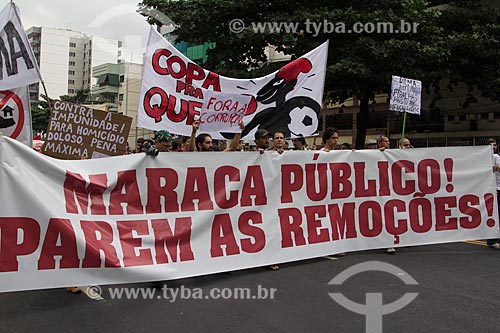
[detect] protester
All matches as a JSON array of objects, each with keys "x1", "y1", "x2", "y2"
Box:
[
  {"x1": 272, "y1": 131, "x2": 286, "y2": 154},
  {"x1": 255, "y1": 128, "x2": 271, "y2": 154},
  {"x1": 135, "y1": 137, "x2": 145, "y2": 153},
  {"x1": 400, "y1": 137, "x2": 414, "y2": 149},
  {"x1": 366, "y1": 139, "x2": 378, "y2": 149},
  {"x1": 153, "y1": 130, "x2": 173, "y2": 152},
  {"x1": 253, "y1": 128, "x2": 282, "y2": 269},
  {"x1": 181, "y1": 136, "x2": 191, "y2": 151},
  {"x1": 321, "y1": 127, "x2": 339, "y2": 151},
  {"x1": 378, "y1": 134, "x2": 396, "y2": 254},
  {"x1": 172, "y1": 138, "x2": 183, "y2": 152},
  {"x1": 216, "y1": 140, "x2": 227, "y2": 151},
  {"x1": 283, "y1": 139, "x2": 290, "y2": 150},
  {"x1": 377, "y1": 134, "x2": 390, "y2": 151},
  {"x1": 188, "y1": 122, "x2": 212, "y2": 152},
  {"x1": 188, "y1": 120, "x2": 245, "y2": 152},
  {"x1": 267, "y1": 130, "x2": 287, "y2": 270},
  {"x1": 340, "y1": 142, "x2": 351, "y2": 150},
  {"x1": 292, "y1": 136, "x2": 309, "y2": 150},
  {"x1": 319, "y1": 127, "x2": 346, "y2": 257},
  {"x1": 487, "y1": 138, "x2": 500, "y2": 248}
]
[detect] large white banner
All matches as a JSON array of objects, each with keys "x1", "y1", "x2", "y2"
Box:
[
  {"x1": 0, "y1": 86, "x2": 31, "y2": 146},
  {"x1": 0, "y1": 135, "x2": 498, "y2": 292},
  {"x1": 137, "y1": 27, "x2": 328, "y2": 140},
  {"x1": 0, "y1": 2, "x2": 40, "y2": 90}
]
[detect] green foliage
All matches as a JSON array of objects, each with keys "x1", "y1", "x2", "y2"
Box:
[
  {"x1": 138, "y1": 0, "x2": 500, "y2": 147},
  {"x1": 30, "y1": 94, "x2": 54, "y2": 132},
  {"x1": 59, "y1": 88, "x2": 90, "y2": 104}
]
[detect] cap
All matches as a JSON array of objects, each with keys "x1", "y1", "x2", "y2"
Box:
[
  {"x1": 154, "y1": 130, "x2": 173, "y2": 143},
  {"x1": 255, "y1": 129, "x2": 271, "y2": 140},
  {"x1": 367, "y1": 139, "x2": 377, "y2": 145}
]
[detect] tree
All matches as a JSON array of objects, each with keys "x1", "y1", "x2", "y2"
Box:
[
  {"x1": 139, "y1": 0, "x2": 500, "y2": 148},
  {"x1": 30, "y1": 94, "x2": 53, "y2": 132},
  {"x1": 59, "y1": 88, "x2": 90, "y2": 104}
]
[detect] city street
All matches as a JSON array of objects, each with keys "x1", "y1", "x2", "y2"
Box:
[{"x1": 2, "y1": 241, "x2": 500, "y2": 332}]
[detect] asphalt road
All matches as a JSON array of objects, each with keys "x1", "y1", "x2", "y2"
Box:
[{"x1": 2, "y1": 241, "x2": 500, "y2": 332}]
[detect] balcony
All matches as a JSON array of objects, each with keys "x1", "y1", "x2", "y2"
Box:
[
  {"x1": 92, "y1": 85, "x2": 119, "y2": 95},
  {"x1": 91, "y1": 73, "x2": 120, "y2": 95}
]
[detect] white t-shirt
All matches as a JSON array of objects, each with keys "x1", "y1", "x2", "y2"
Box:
[{"x1": 494, "y1": 154, "x2": 500, "y2": 190}]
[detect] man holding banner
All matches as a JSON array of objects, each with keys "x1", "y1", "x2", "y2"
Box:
[
  {"x1": 488, "y1": 138, "x2": 500, "y2": 249},
  {"x1": 189, "y1": 119, "x2": 245, "y2": 152},
  {"x1": 377, "y1": 134, "x2": 396, "y2": 254}
]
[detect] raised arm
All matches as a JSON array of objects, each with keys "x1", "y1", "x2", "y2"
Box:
[
  {"x1": 224, "y1": 120, "x2": 245, "y2": 152},
  {"x1": 188, "y1": 120, "x2": 200, "y2": 152}
]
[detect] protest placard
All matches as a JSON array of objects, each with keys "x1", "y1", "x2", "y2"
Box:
[
  {"x1": 41, "y1": 100, "x2": 132, "y2": 159},
  {"x1": 196, "y1": 90, "x2": 251, "y2": 133},
  {"x1": 389, "y1": 75, "x2": 422, "y2": 115},
  {"x1": 0, "y1": 87, "x2": 32, "y2": 146},
  {"x1": 0, "y1": 2, "x2": 41, "y2": 90}
]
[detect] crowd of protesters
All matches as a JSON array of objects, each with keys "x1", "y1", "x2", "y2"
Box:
[{"x1": 132, "y1": 129, "x2": 416, "y2": 155}]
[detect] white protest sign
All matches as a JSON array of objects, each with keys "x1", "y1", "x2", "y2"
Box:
[
  {"x1": 389, "y1": 75, "x2": 422, "y2": 115},
  {"x1": 197, "y1": 90, "x2": 250, "y2": 133},
  {"x1": 0, "y1": 2, "x2": 40, "y2": 90},
  {"x1": 138, "y1": 27, "x2": 328, "y2": 140},
  {"x1": 0, "y1": 86, "x2": 31, "y2": 146}
]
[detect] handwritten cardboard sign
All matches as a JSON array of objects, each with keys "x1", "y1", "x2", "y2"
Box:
[{"x1": 42, "y1": 100, "x2": 132, "y2": 159}]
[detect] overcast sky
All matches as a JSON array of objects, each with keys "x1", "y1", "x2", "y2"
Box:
[{"x1": 6, "y1": 0, "x2": 152, "y2": 63}]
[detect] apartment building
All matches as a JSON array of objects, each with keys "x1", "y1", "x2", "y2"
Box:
[
  {"x1": 92, "y1": 62, "x2": 153, "y2": 148},
  {"x1": 26, "y1": 26, "x2": 121, "y2": 101}
]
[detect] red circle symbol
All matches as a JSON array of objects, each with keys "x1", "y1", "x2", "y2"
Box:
[{"x1": 0, "y1": 90, "x2": 24, "y2": 139}]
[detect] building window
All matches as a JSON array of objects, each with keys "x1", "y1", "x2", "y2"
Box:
[
  {"x1": 68, "y1": 89, "x2": 75, "y2": 94},
  {"x1": 69, "y1": 42, "x2": 76, "y2": 47},
  {"x1": 69, "y1": 61, "x2": 75, "y2": 66},
  {"x1": 68, "y1": 79, "x2": 75, "y2": 84},
  {"x1": 120, "y1": 75, "x2": 124, "y2": 83},
  {"x1": 119, "y1": 94, "x2": 124, "y2": 101},
  {"x1": 68, "y1": 70, "x2": 75, "y2": 75},
  {"x1": 69, "y1": 52, "x2": 76, "y2": 57}
]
